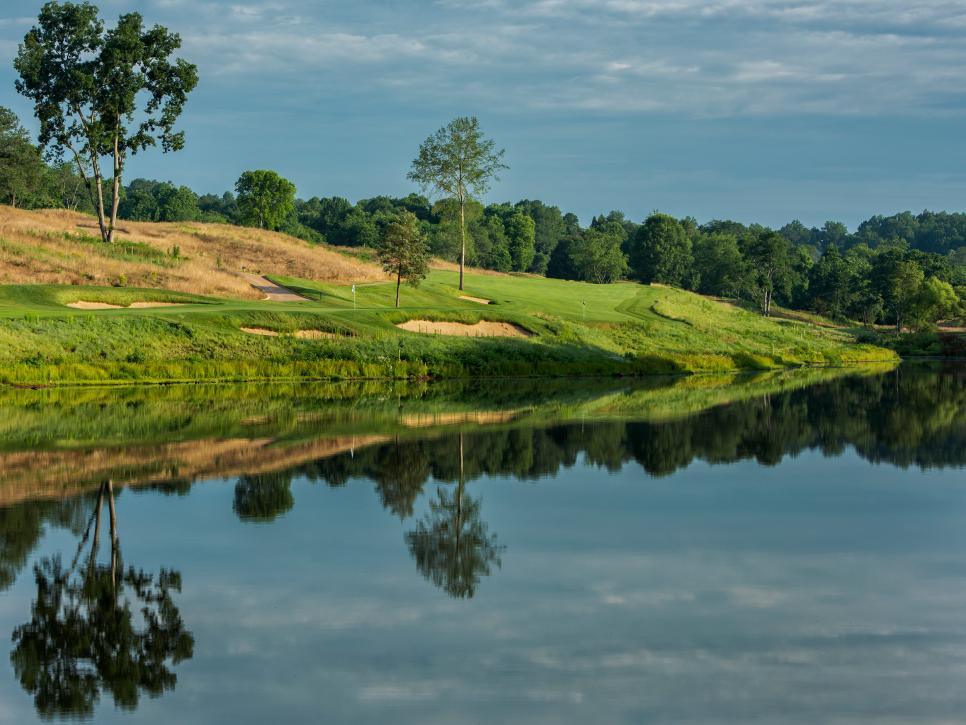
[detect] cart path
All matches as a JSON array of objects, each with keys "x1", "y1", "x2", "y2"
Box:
[{"x1": 241, "y1": 274, "x2": 310, "y2": 302}]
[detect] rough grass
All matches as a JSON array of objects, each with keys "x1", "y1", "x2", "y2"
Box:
[{"x1": 0, "y1": 205, "x2": 387, "y2": 298}]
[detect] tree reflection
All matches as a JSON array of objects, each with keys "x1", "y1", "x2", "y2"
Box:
[
  {"x1": 10, "y1": 481, "x2": 194, "y2": 719},
  {"x1": 405, "y1": 434, "x2": 504, "y2": 599},
  {"x1": 233, "y1": 472, "x2": 295, "y2": 522}
]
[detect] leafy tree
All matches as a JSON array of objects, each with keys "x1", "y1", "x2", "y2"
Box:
[
  {"x1": 806, "y1": 246, "x2": 862, "y2": 320},
  {"x1": 408, "y1": 116, "x2": 507, "y2": 290},
  {"x1": 629, "y1": 213, "x2": 694, "y2": 287},
  {"x1": 693, "y1": 232, "x2": 746, "y2": 297},
  {"x1": 910, "y1": 276, "x2": 960, "y2": 329},
  {"x1": 515, "y1": 199, "x2": 566, "y2": 274},
  {"x1": 873, "y1": 254, "x2": 925, "y2": 332},
  {"x1": 742, "y1": 230, "x2": 798, "y2": 316},
  {"x1": 570, "y1": 226, "x2": 628, "y2": 284},
  {"x1": 0, "y1": 106, "x2": 45, "y2": 207},
  {"x1": 234, "y1": 170, "x2": 296, "y2": 230},
  {"x1": 377, "y1": 211, "x2": 429, "y2": 307},
  {"x1": 15, "y1": 2, "x2": 198, "y2": 243},
  {"x1": 503, "y1": 210, "x2": 536, "y2": 272}
]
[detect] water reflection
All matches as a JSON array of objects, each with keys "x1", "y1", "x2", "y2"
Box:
[
  {"x1": 405, "y1": 434, "x2": 504, "y2": 599},
  {"x1": 1, "y1": 364, "x2": 965, "y2": 720},
  {"x1": 9, "y1": 482, "x2": 193, "y2": 718}
]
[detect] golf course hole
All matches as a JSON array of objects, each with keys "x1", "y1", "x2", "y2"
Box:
[{"x1": 396, "y1": 320, "x2": 531, "y2": 338}]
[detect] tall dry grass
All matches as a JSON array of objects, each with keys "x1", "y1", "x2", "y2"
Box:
[{"x1": 0, "y1": 206, "x2": 387, "y2": 298}]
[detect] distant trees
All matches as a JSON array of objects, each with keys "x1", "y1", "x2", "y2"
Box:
[
  {"x1": 377, "y1": 211, "x2": 429, "y2": 307},
  {"x1": 234, "y1": 170, "x2": 296, "y2": 231},
  {"x1": 629, "y1": 213, "x2": 693, "y2": 286},
  {"x1": 14, "y1": 1, "x2": 198, "y2": 243},
  {"x1": 409, "y1": 116, "x2": 507, "y2": 290},
  {"x1": 742, "y1": 231, "x2": 800, "y2": 316},
  {"x1": 0, "y1": 107, "x2": 45, "y2": 207},
  {"x1": 569, "y1": 225, "x2": 628, "y2": 283},
  {"x1": 118, "y1": 178, "x2": 201, "y2": 222}
]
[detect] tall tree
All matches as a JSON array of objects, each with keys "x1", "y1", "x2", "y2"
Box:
[
  {"x1": 377, "y1": 211, "x2": 429, "y2": 307},
  {"x1": 408, "y1": 117, "x2": 507, "y2": 290},
  {"x1": 234, "y1": 170, "x2": 296, "y2": 230},
  {"x1": 15, "y1": 2, "x2": 198, "y2": 243},
  {"x1": 742, "y1": 230, "x2": 797, "y2": 316}
]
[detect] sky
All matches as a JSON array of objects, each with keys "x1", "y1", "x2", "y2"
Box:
[{"x1": 2, "y1": 0, "x2": 966, "y2": 228}]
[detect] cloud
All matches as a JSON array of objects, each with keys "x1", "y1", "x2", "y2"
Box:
[{"x1": 139, "y1": 0, "x2": 966, "y2": 118}]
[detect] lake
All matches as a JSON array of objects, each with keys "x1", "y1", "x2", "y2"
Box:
[{"x1": 1, "y1": 363, "x2": 964, "y2": 724}]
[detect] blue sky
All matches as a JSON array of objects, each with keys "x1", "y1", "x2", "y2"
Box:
[{"x1": 2, "y1": 0, "x2": 966, "y2": 227}]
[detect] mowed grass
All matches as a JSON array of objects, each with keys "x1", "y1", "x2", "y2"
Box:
[{"x1": 0, "y1": 263, "x2": 897, "y2": 385}]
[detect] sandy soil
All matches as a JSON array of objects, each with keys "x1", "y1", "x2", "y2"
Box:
[
  {"x1": 459, "y1": 294, "x2": 491, "y2": 305},
  {"x1": 240, "y1": 327, "x2": 336, "y2": 339},
  {"x1": 241, "y1": 327, "x2": 280, "y2": 336},
  {"x1": 396, "y1": 319, "x2": 531, "y2": 338},
  {"x1": 66, "y1": 301, "x2": 187, "y2": 310},
  {"x1": 241, "y1": 273, "x2": 310, "y2": 302}
]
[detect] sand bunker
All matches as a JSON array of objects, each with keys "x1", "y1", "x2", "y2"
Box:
[
  {"x1": 293, "y1": 329, "x2": 336, "y2": 339},
  {"x1": 241, "y1": 327, "x2": 336, "y2": 339},
  {"x1": 396, "y1": 320, "x2": 531, "y2": 338},
  {"x1": 459, "y1": 295, "x2": 491, "y2": 305},
  {"x1": 66, "y1": 301, "x2": 186, "y2": 310}
]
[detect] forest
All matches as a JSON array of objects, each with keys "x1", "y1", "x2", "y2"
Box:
[{"x1": 2, "y1": 102, "x2": 964, "y2": 331}]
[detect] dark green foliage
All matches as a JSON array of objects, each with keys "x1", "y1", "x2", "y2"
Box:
[
  {"x1": 629, "y1": 213, "x2": 694, "y2": 287},
  {"x1": 377, "y1": 211, "x2": 430, "y2": 307},
  {"x1": 235, "y1": 170, "x2": 296, "y2": 231},
  {"x1": 233, "y1": 472, "x2": 295, "y2": 522},
  {"x1": 14, "y1": 1, "x2": 198, "y2": 242}
]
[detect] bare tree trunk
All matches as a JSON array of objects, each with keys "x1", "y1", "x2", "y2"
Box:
[
  {"x1": 107, "y1": 480, "x2": 118, "y2": 591},
  {"x1": 459, "y1": 197, "x2": 466, "y2": 291},
  {"x1": 395, "y1": 271, "x2": 401, "y2": 308},
  {"x1": 89, "y1": 483, "x2": 104, "y2": 579},
  {"x1": 108, "y1": 129, "x2": 121, "y2": 245}
]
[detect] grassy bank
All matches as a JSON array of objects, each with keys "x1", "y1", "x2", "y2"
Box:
[{"x1": 0, "y1": 270, "x2": 897, "y2": 386}]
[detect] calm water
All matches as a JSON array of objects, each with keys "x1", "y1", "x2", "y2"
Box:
[{"x1": 1, "y1": 365, "x2": 964, "y2": 724}]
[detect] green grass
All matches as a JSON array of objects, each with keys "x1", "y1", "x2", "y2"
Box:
[{"x1": 0, "y1": 270, "x2": 898, "y2": 385}]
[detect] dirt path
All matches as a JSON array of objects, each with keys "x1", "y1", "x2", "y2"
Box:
[{"x1": 241, "y1": 273, "x2": 309, "y2": 302}]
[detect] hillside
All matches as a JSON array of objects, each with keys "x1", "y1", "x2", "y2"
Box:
[
  {"x1": 0, "y1": 207, "x2": 897, "y2": 386},
  {"x1": 0, "y1": 206, "x2": 387, "y2": 298}
]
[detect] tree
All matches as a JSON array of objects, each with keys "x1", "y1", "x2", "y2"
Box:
[
  {"x1": 408, "y1": 116, "x2": 507, "y2": 290},
  {"x1": 15, "y1": 2, "x2": 198, "y2": 243},
  {"x1": 629, "y1": 213, "x2": 694, "y2": 287},
  {"x1": 910, "y1": 276, "x2": 959, "y2": 329},
  {"x1": 0, "y1": 107, "x2": 45, "y2": 207},
  {"x1": 503, "y1": 210, "x2": 536, "y2": 272},
  {"x1": 377, "y1": 211, "x2": 429, "y2": 307},
  {"x1": 570, "y1": 226, "x2": 628, "y2": 283},
  {"x1": 234, "y1": 170, "x2": 296, "y2": 230},
  {"x1": 693, "y1": 232, "x2": 746, "y2": 297},
  {"x1": 742, "y1": 230, "x2": 798, "y2": 316},
  {"x1": 875, "y1": 255, "x2": 924, "y2": 332}
]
